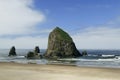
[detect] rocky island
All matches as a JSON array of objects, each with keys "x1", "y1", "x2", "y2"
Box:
[{"x1": 45, "y1": 27, "x2": 82, "y2": 59}]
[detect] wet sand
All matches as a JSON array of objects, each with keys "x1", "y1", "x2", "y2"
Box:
[{"x1": 0, "y1": 62, "x2": 120, "y2": 80}]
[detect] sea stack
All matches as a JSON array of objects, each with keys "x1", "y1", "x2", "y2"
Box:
[
  {"x1": 34, "y1": 46, "x2": 40, "y2": 53},
  {"x1": 8, "y1": 46, "x2": 17, "y2": 56},
  {"x1": 45, "y1": 27, "x2": 82, "y2": 59}
]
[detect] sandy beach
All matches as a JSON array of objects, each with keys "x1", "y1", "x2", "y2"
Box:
[{"x1": 0, "y1": 62, "x2": 120, "y2": 80}]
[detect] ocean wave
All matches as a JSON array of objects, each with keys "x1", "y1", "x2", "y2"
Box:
[
  {"x1": 58, "y1": 56, "x2": 120, "y2": 62},
  {"x1": 101, "y1": 55, "x2": 115, "y2": 57}
]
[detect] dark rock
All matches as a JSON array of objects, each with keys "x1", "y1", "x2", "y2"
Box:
[
  {"x1": 39, "y1": 54, "x2": 43, "y2": 59},
  {"x1": 34, "y1": 46, "x2": 40, "y2": 53},
  {"x1": 26, "y1": 46, "x2": 42, "y2": 59},
  {"x1": 27, "y1": 51, "x2": 35, "y2": 58},
  {"x1": 26, "y1": 51, "x2": 41, "y2": 59},
  {"x1": 44, "y1": 27, "x2": 82, "y2": 59},
  {"x1": 82, "y1": 50, "x2": 88, "y2": 56},
  {"x1": 8, "y1": 46, "x2": 17, "y2": 56}
]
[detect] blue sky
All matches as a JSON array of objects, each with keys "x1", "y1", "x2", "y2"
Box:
[
  {"x1": 34, "y1": 0, "x2": 120, "y2": 30},
  {"x1": 0, "y1": 0, "x2": 120, "y2": 49}
]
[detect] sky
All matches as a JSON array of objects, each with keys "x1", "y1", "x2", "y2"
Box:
[{"x1": 0, "y1": 0, "x2": 120, "y2": 49}]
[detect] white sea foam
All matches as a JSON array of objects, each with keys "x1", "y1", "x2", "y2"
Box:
[{"x1": 101, "y1": 55, "x2": 115, "y2": 57}]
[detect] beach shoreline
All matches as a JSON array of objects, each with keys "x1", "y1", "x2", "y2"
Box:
[{"x1": 0, "y1": 62, "x2": 120, "y2": 80}]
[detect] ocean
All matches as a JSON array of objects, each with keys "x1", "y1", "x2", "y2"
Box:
[{"x1": 0, "y1": 49, "x2": 120, "y2": 68}]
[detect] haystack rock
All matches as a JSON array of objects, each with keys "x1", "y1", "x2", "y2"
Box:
[
  {"x1": 45, "y1": 27, "x2": 82, "y2": 59},
  {"x1": 8, "y1": 46, "x2": 17, "y2": 56}
]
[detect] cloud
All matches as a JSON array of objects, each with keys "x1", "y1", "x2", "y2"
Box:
[
  {"x1": 0, "y1": 36, "x2": 48, "y2": 49},
  {"x1": 72, "y1": 17, "x2": 120, "y2": 49},
  {"x1": 79, "y1": 27, "x2": 120, "y2": 37},
  {"x1": 72, "y1": 26, "x2": 120, "y2": 49},
  {"x1": 0, "y1": 0, "x2": 50, "y2": 49},
  {"x1": 0, "y1": 0, "x2": 45, "y2": 36}
]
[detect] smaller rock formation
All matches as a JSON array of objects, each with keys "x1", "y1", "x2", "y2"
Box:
[
  {"x1": 34, "y1": 46, "x2": 40, "y2": 53},
  {"x1": 26, "y1": 51, "x2": 41, "y2": 59},
  {"x1": 26, "y1": 46, "x2": 42, "y2": 59},
  {"x1": 8, "y1": 46, "x2": 17, "y2": 56},
  {"x1": 27, "y1": 52, "x2": 35, "y2": 58},
  {"x1": 82, "y1": 50, "x2": 88, "y2": 56}
]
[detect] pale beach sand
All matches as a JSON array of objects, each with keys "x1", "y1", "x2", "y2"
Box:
[{"x1": 0, "y1": 62, "x2": 120, "y2": 80}]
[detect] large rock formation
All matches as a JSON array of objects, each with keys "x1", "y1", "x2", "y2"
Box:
[
  {"x1": 8, "y1": 46, "x2": 17, "y2": 56},
  {"x1": 45, "y1": 27, "x2": 82, "y2": 59}
]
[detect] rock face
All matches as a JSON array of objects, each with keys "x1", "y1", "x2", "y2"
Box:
[
  {"x1": 8, "y1": 46, "x2": 17, "y2": 56},
  {"x1": 45, "y1": 27, "x2": 82, "y2": 59}
]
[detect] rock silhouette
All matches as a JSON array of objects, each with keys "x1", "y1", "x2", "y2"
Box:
[
  {"x1": 8, "y1": 46, "x2": 17, "y2": 56},
  {"x1": 45, "y1": 27, "x2": 82, "y2": 59},
  {"x1": 34, "y1": 46, "x2": 40, "y2": 53}
]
